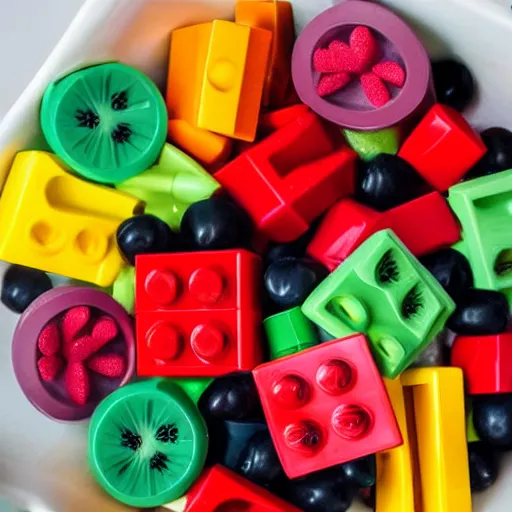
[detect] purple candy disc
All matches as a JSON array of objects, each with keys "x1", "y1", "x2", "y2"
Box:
[
  {"x1": 292, "y1": 0, "x2": 434, "y2": 130},
  {"x1": 12, "y1": 286, "x2": 135, "y2": 422}
]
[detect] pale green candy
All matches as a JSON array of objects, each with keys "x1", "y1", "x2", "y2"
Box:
[
  {"x1": 343, "y1": 127, "x2": 400, "y2": 161},
  {"x1": 112, "y1": 266, "x2": 135, "y2": 315}
]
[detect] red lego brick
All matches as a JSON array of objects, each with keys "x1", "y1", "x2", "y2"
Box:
[
  {"x1": 307, "y1": 192, "x2": 460, "y2": 271},
  {"x1": 215, "y1": 111, "x2": 357, "y2": 243},
  {"x1": 451, "y1": 331, "x2": 512, "y2": 395},
  {"x1": 253, "y1": 334, "x2": 402, "y2": 478},
  {"x1": 398, "y1": 104, "x2": 486, "y2": 191},
  {"x1": 259, "y1": 104, "x2": 310, "y2": 137},
  {"x1": 184, "y1": 465, "x2": 301, "y2": 512},
  {"x1": 135, "y1": 249, "x2": 262, "y2": 377}
]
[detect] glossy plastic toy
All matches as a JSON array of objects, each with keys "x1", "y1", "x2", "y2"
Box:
[
  {"x1": 167, "y1": 119, "x2": 233, "y2": 170},
  {"x1": 116, "y1": 143, "x2": 220, "y2": 231},
  {"x1": 307, "y1": 192, "x2": 461, "y2": 271},
  {"x1": 235, "y1": 0, "x2": 295, "y2": 108},
  {"x1": 215, "y1": 111, "x2": 356, "y2": 242},
  {"x1": 302, "y1": 229, "x2": 455, "y2": 378},
  {"x1": 12, "y1": 287, "x2": 135, "y2": 421},
  {"x1": 376, "y1": 377, "x2": 415, "y2": 512},
  {"x1": 399, "y1": 104, "x2": 486, "y2": 191},
  {"x1": 40, "y1": 62, "x2": 168, "y2": 184},
  {"x1": 259, "y1": 104, "x2": 310, "y2": 137},
  {"x1": 88, "y1": 378, "x2": 208, "y2": 508},
  {"x1": 135, "y1": 249, "x2": 262, "y2": 377},
  {"x1": 253, "y1": 334, "x2": 402, "y2": 478},
  {"x1": 264, "y1": 306, "x2": 319, "y2": 360},
  {"x1": 164, "y1": 465, "x2": 301, "y2": 512},
  {"x1": 451, "y1": 331, "x2": 512, "y2": 394},
  {"x1": 167, "y1": 20, "x2": 271, "y2": 142},
  {"x1": 401, "y1": 367, "x2": 472, "y2": 512},
  {"x1": 292, "y1": 0, "x2": 433, "y2": 130},
  {"x1": 0, "y1": 151, "x2": 142, "y2": 287},
  {"x1": 449, "y1": 169, "x2": 512, "y2": 304},
  {"x1": 342, "y1": 126, "x2": 400, "y2": 162}
]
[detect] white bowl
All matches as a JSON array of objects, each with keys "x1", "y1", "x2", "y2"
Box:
[{"x1": 0, "y1": 0, "x2": 511, "y2": 510}]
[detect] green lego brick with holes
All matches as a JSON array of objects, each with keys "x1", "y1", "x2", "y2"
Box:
[
  {"x1": 301, "y1": 229, "x2": 455, "y2": 379},
  {"x1": 264, "y1": 306, "x2": 319, "y2": 360},
  {"x1": 448, "y1": 169, "x2": 512, "y2": 305}
]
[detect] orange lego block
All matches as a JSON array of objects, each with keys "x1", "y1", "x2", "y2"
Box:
[
  {"x1": 167, "y1": 20, "x2": 272, "y2": 142},
  {"x1": 235, "y1": 0, "x2": 295, "y2": 108},
  {"x1": 167, "y1": 119, "x2": 232, "y2": 170}
]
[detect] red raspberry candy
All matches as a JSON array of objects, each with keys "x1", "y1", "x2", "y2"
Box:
[
  {"x1": 61, "y1": 306, "x2": 91, "y2": 343},
  {"x1": 38, "y1": 321, "x2": 60, "y2": 357},
  {"x1": 37, "y1": 355, "x2": 63, "y2": 382},
  {"x1": 65, "y1": 362, "x2": 90, "y2": 406},
  {"x1": 87, "y1": 354, "x2": 126, "y2": 378}
]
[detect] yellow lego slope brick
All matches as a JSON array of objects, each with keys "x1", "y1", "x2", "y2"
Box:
[
  {"x1": 167, "y1": 20, "x2": 272, "y2": 142},
  {"x1": 401, "y1": 367, "x2": 472, "y2": 512},
  {"x1": 376, "y1": 378, "x2": 415, "y2": 512},
  {"x1": 0, "y1": 151, "x2": 142, "y2": 286}
]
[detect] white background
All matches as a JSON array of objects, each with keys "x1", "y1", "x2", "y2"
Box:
[{"x1": 0, "y1": 0, "x2": 85, "y2": 119}]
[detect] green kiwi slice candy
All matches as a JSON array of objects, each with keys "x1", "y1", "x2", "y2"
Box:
[
  {"x1": 88, "y1": 379, "x2": 208, "y2": 508},
  {"x1": 40, "y1": 62, "x2": 167, "y2": 184}
]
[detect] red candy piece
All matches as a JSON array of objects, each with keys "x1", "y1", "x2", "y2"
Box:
[
  {"x1": 349, "y1": 26, "x2": 378, "y2": 71},
  {"x1": 65, "y1": 362, "x2": 90, "y2": 405},
  {"x1": 38, "y1": 321, "x2": 60, "y2": 357},
  {"x1": 37, "y1": 355, "x2": 63, "y2": 382},
  {"x1": 88, "y1": 354, "x2": 126, "y2": 378},
  {"x1": 317, "y1": 72, "x2": 351, "y2": 97},
  {"x1": 360, "y1": 73, "x2": 390, "y2": 107},
  {"x1": 313, "y1": 40, "x2": 361, "y2": 74},
  {"x1": 372, "y1": 61, "x2": 406, "y2": 87},
  {"x1": 253, "y1": 334, "x2": 402, "y2": 478},
  {"x1": 61, "y1": 306, "x2": 91, "y2": 343},
  {"x1": 92, "y1": 316, "x2": 119, "y2": 344}
]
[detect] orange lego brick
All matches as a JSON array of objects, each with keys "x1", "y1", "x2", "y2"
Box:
[
  {"x1": 167, "y1": 20, "x2": 272, "y2": 142},
  {"x1": 235, "y1": 0, "x2": 295, "y2": 108},
  {"x1": 168, "y1": 119, "x2": 232, "y2": 170}
]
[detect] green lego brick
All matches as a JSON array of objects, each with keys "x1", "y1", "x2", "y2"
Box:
[
  {"x1": 342, "y1": 126, "x2": 400, "y2": 162},
  {"x1": 302, "y1": 229, "x2": 455, "y2": 379},
  {"x1": 448, "y1": 169, "x2": 512, "y2": 304},
  {"x1": 264, "y1": 307, "x2": 319, "y2": 360}
]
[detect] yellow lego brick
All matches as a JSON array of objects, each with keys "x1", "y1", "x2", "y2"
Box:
[
  {"x1": 167, "y1": 20, "x2": 272, "y2": 142},
  {"x1": 401, "y1": 367, "x2": 472, "y2": 512},
  {"x1": 376, "y1": 377, "x2": 415, "y2": 512},
  {"x1": 0, "y1": 151, "x2": 142, "y2": 286}
]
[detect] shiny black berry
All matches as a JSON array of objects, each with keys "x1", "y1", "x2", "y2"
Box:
[
  {"x1": 447, "y1": 289, "x2": 509, "y2": 335},
  {"x1": 355, "y1": 154, "x2": 429, "y2": 212},
  {"x1": 468, "y1": 442, "x2": 499, "y2": 492},
  {"x1": 198, "y1": 372, "x2": 263, "y2": 422},
  {"x1": 466, "y1": 127, "x2": 512, "y2": 179},
  {"x1": 339, "y1": 455, "x2": 376, "y2": 488},
  {"x1": 473, "y1": 394, "x2": 512, "y2": 450},
  {"x1": 432, "y1": 59, "x2": 475, "y2": 112},
  {"x1": 180, "y1": 196, "x2": 253, "y2": 251},
  {"x1": 116, "y1": 214, "x2": 178, "y2": 265},
  {"x1": 420, "y1": 249, "x2": 473, "y2": 300},
  {"x1": 264, "y1": 257, "x2": 328, "y2": 309},
  {"x1": 1, "y1": 265, "x2": 53, "y2": 314}
]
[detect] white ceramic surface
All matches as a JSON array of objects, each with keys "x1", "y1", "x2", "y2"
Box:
[{"x1": 0, "y1": 0, "x2": 512, "y2": 510}]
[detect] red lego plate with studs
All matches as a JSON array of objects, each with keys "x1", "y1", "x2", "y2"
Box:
[
  {"x1": 253, "y1": 334, "x2": 402, "y2": 478},
  {"x1": 135, "y1": 249, "x2": 262, "y2": 377}
]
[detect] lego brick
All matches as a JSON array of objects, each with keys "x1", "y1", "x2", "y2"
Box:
[
  {"x1": 259, "y1": 104, "x2": 310, "y2": 137},
  {"x1": 135, "y1": 249, "x2": 262, "y2": 377},
  {"x1": 398, "y1": 104, "x2": 486, "y2": 191},
  {"x1": 448, "y1": 169, "x2": 512, "y2": 304},
  {"x1": 451, "y1": 331, "x2": 512, "y2": 394},
  {"x1": 253, "y1": 334, "x2": 402, "y2": 478},
  {"x1": 376, "y1": 377, "x2": 415, "y2": 512},
  {"x1": 302, "y1": 229, "x2": 455, "y2": 378},
  {"x1": 181, "y1": 465, "x2": 301, "y2": 512},
  {"x1": 167, "y1": 20, "x2": 272, "y2": 142},
  {"x1": 401, "y1": 367, "x2": 472, "y2": 512},
  {"x1": 215, "y1": 111, "x2": 356, "y2": 242},
  {"x1": 264, "y1": 306, "x2": 319, "y2": 360},
  {"x1": 117, "y1": 143, "x2": 220, "y2": 231},
  {"x1": 0, "y1": 151, "x2": 141, "y2": 287},
  {"x1": 307, "y1": 193, "x2": 460, "y2": 271},
  {"x1": 167, "y1": 119, "x2": 233, "y2": 170},
  {"x1": 236, "y1": 1, "x2": 295, "y2": 108}
]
